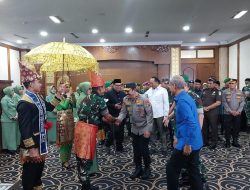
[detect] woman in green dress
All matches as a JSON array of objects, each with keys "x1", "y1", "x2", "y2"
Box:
[
  {"x1": 76, "y1": 81, "x2": 99, "y2": 174},
  {"x1": 13, "y1": 85, "x2": 24, "y2": 147},
  {"x1": 0, "y1": 86, "x2": 19, "y2": 154},
  {"x1": 46, "y1": 85, "x2": 57, "y2": 144},
  {"x1": 56, "y1": 82, "x2": 75, "y2": 169}
]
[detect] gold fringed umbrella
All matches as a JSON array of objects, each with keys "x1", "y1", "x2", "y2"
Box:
[{"x1": 24, "y1": 42, "x2": 99, "y2": 73}]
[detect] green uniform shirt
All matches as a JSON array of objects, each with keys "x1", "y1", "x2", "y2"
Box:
[{"x1": 78, "y1": 93, "x2": 109, "y2": 126}]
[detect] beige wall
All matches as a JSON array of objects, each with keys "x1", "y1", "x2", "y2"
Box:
[{"x1": 219, "y1": 47, "x2": 228, "y2": 84}]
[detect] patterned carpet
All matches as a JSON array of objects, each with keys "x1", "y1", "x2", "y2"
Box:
[{"x1": 0, "y1": 133, "x2": 250, "y2": 190}]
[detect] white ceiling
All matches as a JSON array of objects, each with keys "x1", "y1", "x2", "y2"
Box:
[{"x1": 0, "y1": 0, "x2": 250, "y2": 48}]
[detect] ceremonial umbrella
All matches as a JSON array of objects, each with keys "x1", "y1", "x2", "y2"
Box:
[{"x1": 24, "y1": 42, "x2": 99, "y2": 73}]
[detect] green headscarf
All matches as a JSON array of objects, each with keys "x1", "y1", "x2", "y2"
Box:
[
  {"x1": 105, "y1": 81, "x2": 112, "y2": 88},
  {"x1": 46, "y1": 85, "x2": 56, "y2": 102},
  {"x1": 76, "y1": 82, "x2": 91, "y2": 110},
  {"x1": 14, "y1": 85, "x2": 23, "y2": 95},
  {"x1": 3, "y1": 86, "x2": 14, "y2": 97}
]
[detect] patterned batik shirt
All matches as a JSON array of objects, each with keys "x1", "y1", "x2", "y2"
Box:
[{"x1": 78, "y1": 93, "x2": 109, "y2": 126}]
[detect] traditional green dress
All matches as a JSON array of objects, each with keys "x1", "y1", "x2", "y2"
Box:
[
  {"x1": 1, "y1": 87, "x2": 19, "y2": 151},
  {"x1": 46, "y1": 86, "x2": 57, "y2": 144},
  {"x1": 13, "y1": 85, "x2": 23, "y2": 146},
  {"x1": 76, "y1": 82, "x2": 99, "y2": 174},
  {"x1": 56, "y1": 97, "x2": 75, "y2": 164}
]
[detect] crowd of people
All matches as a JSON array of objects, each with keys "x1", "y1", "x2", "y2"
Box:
[{"x1": 1, "y1": 62, "x2": 250, "y2": 190}]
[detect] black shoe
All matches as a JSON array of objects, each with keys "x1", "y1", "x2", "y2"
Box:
[
  {"x1": 232, "y1": 142, "x2": 241, "y2": 148},
  {"x1": 209, "y1": 144, "x2": 216, "y2": 150},
  {"x1": 203, "y1": 143, "x2": 209, "y2": 147},
  {"x1": 225, "y1": 143, "x2": 231, "y2": 148},
  {"x1": 141, "y1": 167, "x2": 151, "y2": 180},
  {"x1": 149, "y1": 149, "x2": 156, "y2": 154},
  {"x1": 130, "y1": 166, "x2": 143, "y2": 179},
  {"x1": 7, "y1": 150, "x2": 16, "y2": 155}
]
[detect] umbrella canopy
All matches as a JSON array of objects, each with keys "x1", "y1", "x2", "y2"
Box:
[{"x1": 24, "y1": 42, "x2": 99, "y2": 72}]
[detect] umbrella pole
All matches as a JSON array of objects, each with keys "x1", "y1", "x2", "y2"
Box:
[{"x1": 62, "y1": 54, "x2": 65, "y2": 83}]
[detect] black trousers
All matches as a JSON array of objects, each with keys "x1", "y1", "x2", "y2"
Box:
[
  {"x1": 22, "y1": 161, "x2": 44, "y2": 190},
  {"x1": 132, "y1": 133, "x2": 151, "y2": 168},
  {"x1": 151, "y1": 117, "x2": 167, "y2": 151},
  {"x1": 105, "y1": 121, "x2": 125, "y2": 150},
  {"x1": 224, "y1": 114, "x2": 241, "y2": 142},
  {"x1": 202, "y1": 111, "x2": 218, "y2": 145},
  {"x1": 166, "y1": 149, "x2": 203, "y2": 190},
  {"x1": 76, "y1": 156, "x2": 92, "y2": 189}
]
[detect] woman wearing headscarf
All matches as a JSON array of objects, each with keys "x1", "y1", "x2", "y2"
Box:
[
  {"x1": 1, "y1": 86, "x2": 19, "y2": 154},
  {"x1": 46, "y1": 85, "x2": 57, "y2": 144},
  {"x1": 13, "y1": 85, "x2": 24, "y2": 103},
  {"x1": 56, "y1": 82, "x2": 75, "y2": 169},
  {"x1": 76, "y1": 81, "x2": 99, "y2": 175},
  {"x1": 13, "y1": 85, "x2": 24, "y2": 147}
]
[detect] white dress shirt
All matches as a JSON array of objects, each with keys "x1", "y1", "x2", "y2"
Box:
[{"x1": 145, "y1": 85, "x2": 169, "y2": 118}]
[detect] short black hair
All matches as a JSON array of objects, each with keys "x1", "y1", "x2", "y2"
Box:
[
  {"x1": 151, "y1": 76, "x2": 160, "y2": 84},
  {"x1": 161, "y1": 78, "x2": 169, "y2": 83},
  {"x1": 195, "y1": 79, "x2": 202, "y2": 83},
  {"x1": 23, "y1": 81, "x2": 31, "y2": 89},
  {"x1": 245, "y1": 78, "x2": 250, "y2": 82},
  {"x1": 215, "y1": 80, "x2": 220, "y2": 86}
]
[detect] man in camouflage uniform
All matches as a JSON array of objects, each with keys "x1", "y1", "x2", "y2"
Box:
[
  {"x1": 222, "y1": 79, "x2": 245, "y2": 148},
  {"x1": 242, "y1": 78, "x2": 250, "y2": 133},
  {"x1": 116, "y1": 83, "x2": 153, "y2": 180},
  {"x1": 77, "y1": 74, "x2": 115, "y2": 190}
]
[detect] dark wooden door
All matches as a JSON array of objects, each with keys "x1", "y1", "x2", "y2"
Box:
[
  {"x1": 197, "y1": 64, "x2": 216, "y2": 83},
  {"x1": 181, "y1": 64, "x2": 196, "y2": 81}
]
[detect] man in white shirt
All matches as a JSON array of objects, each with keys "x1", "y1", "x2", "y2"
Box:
[{"x1": 145, "y1": 77, "x2": 169, "y2": 154}]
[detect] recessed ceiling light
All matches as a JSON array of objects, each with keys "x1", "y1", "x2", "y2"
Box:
[
  {"x1": 125, "y1": 27, "x2": 133, "y2": 33},
  {"x1": 200, "y1": 37, "x2": 206, "y2": 42},
  {"x1": 92, "y1": 28, "x2": 99, "y2": 34},
  {"x1": 40, "y1": 31, "x2": 48, "y2": 37},
  {"x1": 49, "y1": 16, "x2": 63, "y2": 24},
  {"x1": 100, "y1": 38, "x2": 106, "y2": 43},
  {"x1": 233, "y1": 10, "x2": 248, "y2": 19},
  {"x1": 183, "y1": 25, "x2": 190, "y2": 31},
  {"x1": 16, "y1": 40, "x2": 22, "y2": 44},
  {"x1": 189, "y1": 46, "x2": 195, "y2": 49}
]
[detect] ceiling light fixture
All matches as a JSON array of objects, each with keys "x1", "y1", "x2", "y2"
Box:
[
  {"x1": 125, "y1": 27, "x2": 133, "y2": 33},
  {"x1": 233, "y1": 10, "x2": 248, "y2": 19},
  {"x1": 100, "y1": 38, "x2": 106, "y2": 43},
  {"x1": 189, "y1": 46, "x2": 195, "y2": 49},
  {"x1": 16, "y1": 40, "x2": 22, "y2": 44},
  {"x1": 49, "y1": 16, "x2": 63, "y2": 23},
  {"x1": 92, "y1": 28, "x2": 99, "y2": 34},
  {"x1": 200, "y1": 37, "x2": 206, "y2": 42},
  {"x1": 40, "y1": 31, "x2": 48, "y2": 37},
  {"x1": 182, "y1": 25, "x2": 190, "y2": 31}
]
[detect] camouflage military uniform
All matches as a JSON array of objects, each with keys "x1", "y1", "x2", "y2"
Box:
[
  {"x1": 242, "y1": 85, "x2": 250, "y2": 128},
  {"x1": 77, "y1": 93, "x2": 109, "y2": 190},
  {"x1": 118, "y1": 94, "x2": 153, "y2": 176}
]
